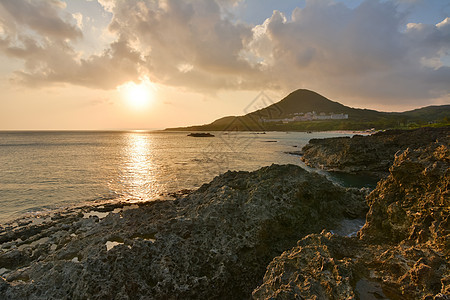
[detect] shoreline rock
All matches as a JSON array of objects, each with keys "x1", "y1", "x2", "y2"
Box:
[
  {"x1": 301, "y1": 126, "x2": 449, "y2": 179},
  {"x1": 0, "y1": 164, "x2": 367, "y2": 299},
  {"x1": 254, "y1": 142, "x2": 449, "y2": 299},
  {"x1": 1, "y1": 131, "x2": 448, "y2": 299},
  {"x1": 359, "y1": 142, "x2": 449, "y2": 252}
]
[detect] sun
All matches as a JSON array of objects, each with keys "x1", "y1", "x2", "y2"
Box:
[
  {"x1": 126, "y1": 84, "x2": 150, "y2": 108},
  {"x1": 119, "y1": 77, "x2": 154, "y2": 109}
]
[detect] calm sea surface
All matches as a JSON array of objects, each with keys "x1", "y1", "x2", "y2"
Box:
[{"x1": 0, "y1": 131, "x2": 363, "y2": 223}]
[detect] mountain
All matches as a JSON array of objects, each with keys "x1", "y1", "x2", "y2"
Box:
[
  {"x1": 246, "y1": 89, "x2": 384, "y2": 121},
  {"x1": 166, "y1": 89, "x2": 450, "y2": 131}
]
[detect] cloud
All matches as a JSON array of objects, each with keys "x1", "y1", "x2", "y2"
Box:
[
  {"x1": 106, "y1": 0, "x2": 260, "y2": 91},
  {"x1": 0, "y1": 0, "x2": 448, "y2": 107},
  {"x1": 97, "y1": 0, "x2": 115, "y2": 13},
  {"x1": 0, "y1": 0, "x2": 259, "y2": 91},
  {"x1": 11, "y1": 38, "x2": 144, "y2": 89},
  {"x1": 244, "y1": 0, "x2": 450, "y2": 104},
  {"x1": 0, "y1": 0, "x2": 143, "y2": 89},
  {"x1": 0, "y1": 0, "x2": 81, "y2": 39},
  {"x1": 72, "y1": 13, "x2": 84, "y2": 30}
]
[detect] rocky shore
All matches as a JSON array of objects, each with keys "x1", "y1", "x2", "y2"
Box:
[
  {"x1": 301, "y1": 126, "x2": 449, "y2": 179},
  {"x1": 0, "y1": 165, "x2": 367, "y2": 299},
  {"x1": 0, "y1": 128, "x2": 448, "y2": 299},
  {"x1": 254, "y1": 142, "x2": 449, "y2": 299}
]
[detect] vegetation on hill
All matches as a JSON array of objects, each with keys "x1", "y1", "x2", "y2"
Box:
[{"x1": 166, "y1": 89, "x2": 450, "y2": 131}]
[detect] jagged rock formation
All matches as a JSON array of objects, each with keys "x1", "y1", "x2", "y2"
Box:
[
  {"x1": 301, "y1": 126, "x2": 449, "y2": 179},
  {"x1": 359, "y1": 142, "x2": 449, "y2": 252},
  {"x1": 252, "y1": 232, "x2": 358, "y2": 299},
  {"x1": 0, "y1": 165, "x2": 367, "y2": 299},
  {"x1": 254, "y1": 142, "x2": 449, "y2": 299}
]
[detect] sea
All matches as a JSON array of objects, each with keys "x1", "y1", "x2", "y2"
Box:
[{"x1": 0, "y1": 130, "x2": 374, "y2": 224}]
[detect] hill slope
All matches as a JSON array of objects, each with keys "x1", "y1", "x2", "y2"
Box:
[{"x1": 166, "y1": 89, "x2": 450, "y2": 131}]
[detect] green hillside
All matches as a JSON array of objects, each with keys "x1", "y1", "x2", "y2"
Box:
[{"x1": 166, "y1": 89, "x2": 450, "y2": 131}]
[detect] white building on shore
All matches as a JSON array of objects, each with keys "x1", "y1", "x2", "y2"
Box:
[{"x1": 262, "y1": 112, "x2": 348, "y2": 123}]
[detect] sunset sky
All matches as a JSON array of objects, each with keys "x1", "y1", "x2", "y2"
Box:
[{"x1": 0, "y1": 0, "x2": 449, "y2": 130}]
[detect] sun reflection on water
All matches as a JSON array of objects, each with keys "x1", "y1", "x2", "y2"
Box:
[{"x1": 118, "y1": 132, "x2": 160, "y2": 201}]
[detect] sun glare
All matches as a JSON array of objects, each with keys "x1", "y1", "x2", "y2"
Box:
[{"x1": 119, "y1": 77, "x2": 154, "y2": 109}]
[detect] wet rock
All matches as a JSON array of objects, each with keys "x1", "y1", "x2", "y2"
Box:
[{"x1": 301, "y1": 126, "x2": 449, "y2": 179}]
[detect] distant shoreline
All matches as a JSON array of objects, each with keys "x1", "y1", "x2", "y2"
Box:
[{"x1": 165, "y1": 89, "x2": 450, "y2": 132}]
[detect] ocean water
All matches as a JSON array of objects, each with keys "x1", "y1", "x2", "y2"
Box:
[{"x1": 0, "y1": 130, "x2": 364, "y2": 223}]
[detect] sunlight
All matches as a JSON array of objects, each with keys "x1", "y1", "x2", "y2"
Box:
[
  {"x1": 114, "y1": 133, "x2": 161, "y2": 202},
  {"x1": 118, "y1": 77, "x2": 155, "y2": 109}
]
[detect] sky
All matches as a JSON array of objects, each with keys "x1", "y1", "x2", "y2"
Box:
[{"x1": 0, "y1": 0, "x2": 449, "y2": 130}]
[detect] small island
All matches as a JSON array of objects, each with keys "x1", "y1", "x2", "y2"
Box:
[{"x1": 187, "y1": 132, "x2": 215, "y2": 137}]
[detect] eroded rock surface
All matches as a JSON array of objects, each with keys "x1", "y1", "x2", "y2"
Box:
[
  {"x1": 301, "y1": 126, "x2": 449, "y2": 179},
  {"x1": 359, "y1": 142, "x2": 449, "y2": 252},
  {"x1": 253, "y1": 232, "x2": 358, "y2": 299},
  {"x1": 254, "y1": 142, "x2": 449, "y2": 300},
  {"x1": 0, "y1": 164, "x2": 367, "y2": 299}
]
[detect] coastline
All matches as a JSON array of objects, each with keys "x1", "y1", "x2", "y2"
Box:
[
  {"x1": 0, "y1": 189, "x2": 192, "y2": 227},
  {"x1": 0, "y1": 164, "x2": 369, "y2": 299},
  {"x1": 0, "y1": 127, "x2": 448, "y2": 299},
  {"x1": 0, "y1": 130, "x2": 358, "y2": 223}
]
